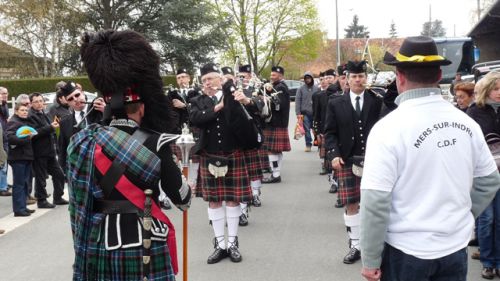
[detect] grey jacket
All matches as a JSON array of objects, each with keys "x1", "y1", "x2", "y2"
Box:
[{"x1": 295, "y1": 75, "x2": 319, "y2": 116}]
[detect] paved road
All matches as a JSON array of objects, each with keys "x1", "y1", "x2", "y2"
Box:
[{"x1": 0, "y1": 108, "x2": 483, "y2": 281}]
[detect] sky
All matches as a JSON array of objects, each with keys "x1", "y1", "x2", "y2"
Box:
[{"x1": 317, "y1": 0, "x2": 482, "y2": 39}]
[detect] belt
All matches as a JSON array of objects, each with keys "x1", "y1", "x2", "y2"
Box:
[{"x1": 93, "y1": 200, "x2": 139, "y2": 214}]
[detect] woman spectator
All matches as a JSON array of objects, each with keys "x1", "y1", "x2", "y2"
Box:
[
  {"x1": 467, "y1": 71, "x2": 500, "y2": 279},
  {"x1": 454, "y1": 82, "x2": 475, "y2": 112},
  {"x1": 6, "y1": 104, "x2": 35, "y2": 217}
]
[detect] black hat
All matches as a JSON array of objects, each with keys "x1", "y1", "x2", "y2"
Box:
[
  {"x1": 337, "y1": 64, "x2": 347, "y2": 76},
  {"x1": 200, "y1": 63, "x2": 220, "y2": 77},
  {"x1": 325, "y1": 68, "x2": 336, "y2": 76},
  {"x1": 383, "y1": 36, "x2": 451, "y2": 67},
  {"x1": 239, "y1": 64, "x2": 251, "y2": 73},
  {"x1": 271, "y1": 66, "x2": 285, "y2": 75},
  {"x1": 59, "y1": 81, "x2": 78, "y2": 97},
  {"x1": 176, "y1": 68, "x2": 189, "y2": 75},
  {"x1": 346, "y1": 60, "x2": 367, "y2": 74},
  {"x1": 319, "y1": 71, "x2": 325, "y2": 77},
  {"x1": 221, "y1": 66, "x2": 234, "y2": 76}
]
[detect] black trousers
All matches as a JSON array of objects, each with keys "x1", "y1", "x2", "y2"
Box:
[{"x1": 33, "y1": 156, "x2": 65, "y2": 201}]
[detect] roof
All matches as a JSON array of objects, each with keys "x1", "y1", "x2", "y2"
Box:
[
  {"x1": 468, "y1": 0, "x2": 500, "y2": 37},
  {"x1": 0, "y1": 40, "x2": 33, "y2": 59}
]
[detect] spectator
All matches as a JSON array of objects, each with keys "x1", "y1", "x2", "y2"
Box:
[
  {"x1": 454, "y1": 82, "x2": 475, "y2": 112},
  {"x1": 295, "y1": 71, "x2": 320, "y2": 152},
  {"x1": 47, "y1": 81, "x2": 71, "y2": 121},
  {"x1": 6, "y1": 103, "x2": 36, "y2": 216},
  {"x1": 58, "y1": 81, "x2": 104, "y2": 174},
  {"x1": 14, "y1": 94, "x2": 35, "y2": 204},
  {"x1": 28, "y1": 93, "x2": 66, "y2": 208},
  {"x1": 450, "y1": 72, "x2": 463, "y2": 95},
  {"x1": 360, "y1": 36, "x2": 500, "y2": 281},
  {"x1": 0, "y1": 87, "x2": 10, "y2": 196},
  {"x1": 466, "y1": 71, "x2": 500, "y2": 280}
]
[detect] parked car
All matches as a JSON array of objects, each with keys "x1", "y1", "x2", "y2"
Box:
[{"x1": 283, "y1": 80, "x2": 304, "y2": 101}]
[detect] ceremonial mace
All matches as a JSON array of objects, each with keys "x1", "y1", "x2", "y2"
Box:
[{"x1": 176, "y1": 125, "x2": 195, "y2": 281}]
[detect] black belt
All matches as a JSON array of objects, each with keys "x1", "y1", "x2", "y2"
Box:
[{"x1": 93, "y1": 200, "x2": 139, "y2": 214}]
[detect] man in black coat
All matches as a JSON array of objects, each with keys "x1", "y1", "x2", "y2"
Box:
[
  {"x1": 324, "y1": 60, "x2": 384, "y2": 264},
  {"x1": 189, "y1": 63, "x2": 254, "y2": 264},
  {"x1": 261, "y1": 66, "x2": 291, "y2": 183},
  {"x1": 28, "y1": 93, "x2": 66, "y2": 208},
  {"x1": 58, "y1": 81, "x2": 105, "y2": 174}
]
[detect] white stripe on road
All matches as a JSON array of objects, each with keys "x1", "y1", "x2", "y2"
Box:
[{"x1": 0, "y1": 193, "x2": 69, "y2": 235}]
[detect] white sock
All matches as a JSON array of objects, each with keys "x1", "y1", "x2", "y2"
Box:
[
  {"x1": 251, "y1": 180, "x2": 261, "y2": 196},
  {"x1": 268, "y1": 154, "x2": 280, "y2": 177},
  {"x1": 240, "y1": 203, "x2": 248, "y2": 215},
  {"x1": 344, "y1": 213, "x2": 361, "y2": 250},
  {"x1": 208, "y1": 207, "x2": 226, "y2": 249},
  {"x1": 226, "y1": 205, "x2": 241, "y2": 246}
]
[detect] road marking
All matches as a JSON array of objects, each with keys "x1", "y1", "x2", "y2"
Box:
[{"x1": 0, "y1": 194, "x2": 69, "y2": 236}]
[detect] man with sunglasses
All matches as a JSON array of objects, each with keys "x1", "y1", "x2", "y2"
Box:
[{"x1": 57, "y1": 82, "x2": 105, "y2": 174}]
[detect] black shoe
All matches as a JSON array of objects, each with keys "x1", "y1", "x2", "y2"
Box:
[
  {"x1": 239, "y1": 213, "x2": 248, "y2": 226},
  {"x1": 334, "y1": 198, "x2": 344, "y2": 208},
  {"x1": 329, "y1": 183, "x2": 338, "y2": 194},
  {"x1": 319, "y1": 167, "x2": 328, "y2": 175},
  {"x1": 468, "y1": 238, "x2": 479, "y2": 246},
  {"x1": 343, "y1": 247, "x2": 361, "y2": 264},
  {"x1": 53, "y1": 198, "x2": 69, "y2": 205},
  {"x1": 37, "y1": 200, "x2": 55, "y2": 209},
  {"x1": 252, "y1": 195, "x2": 261, "y2": 207},
  {"x1": 481, "y1": 267, "x2": 495, "y2": 279},
  {"x1": 0, "y1": 190, "x2": 12, "y2": 196},
  {"x1": 262, "y1": 175, "x2": 281, "y2": 184},
  {"x1": 14, "y1": 211, "x2": 31, "y2": 217},
  {"x1": 227, "y1": 238, "x2": 242, "y2": 262},
  {"x1": 160, "y1": 199, "x2": 172, "y2": 210},
  {"x1": 207, "y1": 239, "x2": 228, "y2": 264},
  {"x1": 26, "y1": 208, "x2": 36, "y2": 213}
]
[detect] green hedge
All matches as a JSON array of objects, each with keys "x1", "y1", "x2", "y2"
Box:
[{"x1": 0, "y1": 75, "x2": 177, "y2": 98}]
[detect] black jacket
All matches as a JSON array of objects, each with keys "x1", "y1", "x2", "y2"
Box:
[
  {"x1": 168, "y1": 88, "x2": 201, "y2": 134},
  {"x1": 58, "y1": 109, "x2": 103, "y2": 173},
  {"x1": 266, "y1": 80, "x2": 290, "y2": 128},
  {"x1": 28, "y1": 108, "x2": 57, "y2": 158},
  {"x1": 324, "y1": 90, "x2": 383, "y2": 161},
  {"x1": 467, "y1": 103, "x2": 500, "y2": 137},
  {"x1": 6, "y1": 115, "x2": 34, "y2": 161},
  {"x1": 189, "y1": 93, "x2": 241, "y2": 154},
  {"x1": 313, "y1": 83, "x2": 342, "y2": 134}
]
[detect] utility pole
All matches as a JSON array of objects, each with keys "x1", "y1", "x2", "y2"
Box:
[
  {"x1": 336, "y1": 0, "x2": 340, "y2": 66},
  {"x1": 428, "y1": 4, "x2": 432, "y2": 37},
  {"x1": 477, "y1": 0, "x2": 481, "y2": 21}
]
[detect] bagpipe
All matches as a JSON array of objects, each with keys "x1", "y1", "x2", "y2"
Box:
[{"x1": 222, "y1": 78, "x2": 263, "y2": 150}]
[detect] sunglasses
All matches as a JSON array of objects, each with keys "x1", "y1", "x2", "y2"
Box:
[
  {"x1": 21, "y1": 102, "x2": 30, "y2": 106},
  {"x1": 67, "y1": 92, "x2": 81, "y2": 102}
]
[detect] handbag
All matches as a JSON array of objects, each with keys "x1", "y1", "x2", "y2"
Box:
[
  {"x1": 351, "y1": 155, "x2": 365, "y2": 177},
  {"x1": 294, "y1": 115, "x2": 305, "y2": 140},
  {"x1": 486, "y1": 133, "x2": 500, "y2": 169}
]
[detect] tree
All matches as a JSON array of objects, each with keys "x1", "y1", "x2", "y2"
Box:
[
  {"x1": 420, "y1": 19, "x2": 446, "y2": 37},
  {"x1": 344, "y1": 15, "x2": 369, "y2": 38},
  {"x1": 80, "y1": 0, "x2": 225, "y2": 73},
  {"x1": 213, "y1": 0, "x2": 319, "y2": 75},
  {"x1": 389, "y1": 20, "x2": 397, "y2": 38},
  {"x1": 0, "y1": 0, "x2": 85, "y2": 77}
]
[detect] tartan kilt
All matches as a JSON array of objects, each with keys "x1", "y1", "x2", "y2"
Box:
[
  {"x1": 78, "y1": 229, "x2": 175, "y2": 281},
  {"x1": 198, "y1": 150, "x2": 252, "y2": 203},
  {"x1": 336, "y1": 165, "x2": 361, "y2": 205},
  {"x1": 243, "y1": 148, "x2": 264, "y2": 181},
  {"x1": 262, "y1": 127, "x2": 291, "y2": 153},
  {"x1": 318, "y1": 134, "x2": 326, "y2": 159}
]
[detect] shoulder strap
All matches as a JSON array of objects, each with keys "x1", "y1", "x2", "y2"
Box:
[{"x1": 99, "y1": 128, "x2": 152, "y2": 198}]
